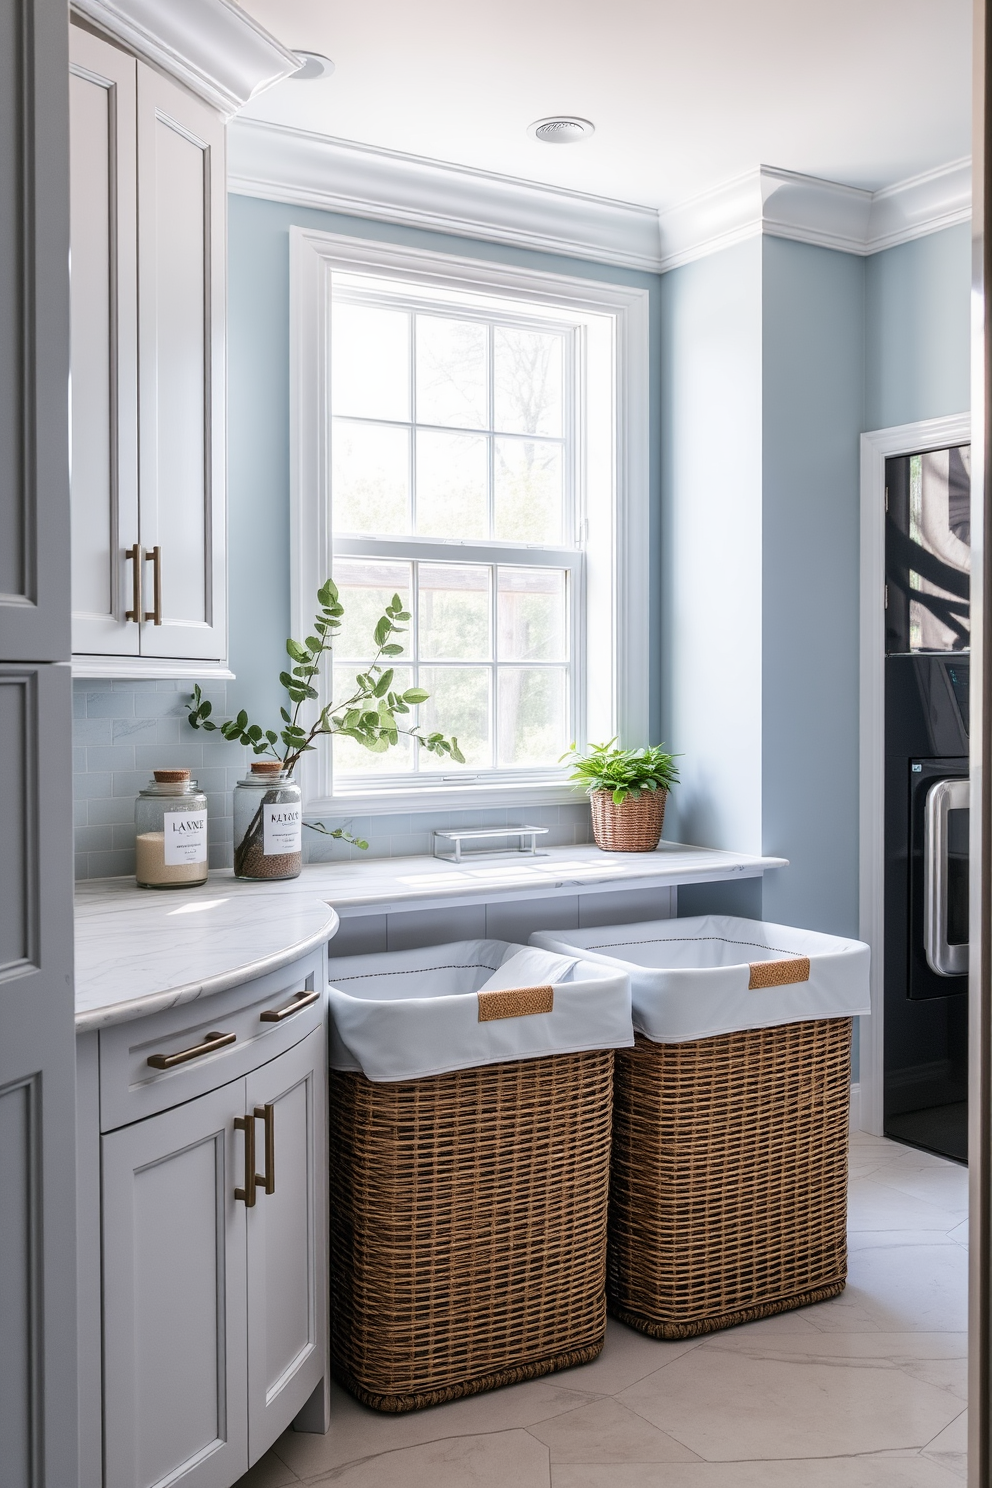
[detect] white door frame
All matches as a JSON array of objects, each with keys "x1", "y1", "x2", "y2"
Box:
[{"x1": 859, "y1": 412, "x2": 971, "y2": 1135}]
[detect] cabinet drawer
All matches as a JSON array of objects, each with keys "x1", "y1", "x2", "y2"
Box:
[{"x1": 99, "y1": 950, "x2": 326, "y2": 1131}]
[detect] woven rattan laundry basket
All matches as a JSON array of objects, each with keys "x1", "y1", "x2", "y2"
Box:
[
  {"x1": 329, "y1": 1049, "x2": 613, "y2": 1411},
  {"x1": 608, "y1": 1016, "x2": 852, "y2": 1339}
]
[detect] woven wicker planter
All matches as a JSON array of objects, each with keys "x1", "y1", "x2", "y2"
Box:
[
  {"x1": 590, "y1": 788, "x2": 667, "y2": 852},
  {"x1": 608, "y1": 1016, "x2": 852, "y2": 1339},
  {"x1": 329, "y1": 1049, "x2": 613, "y2": 1411}
]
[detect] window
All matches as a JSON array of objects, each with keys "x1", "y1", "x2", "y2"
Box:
[{"x1": 291, "y1": 229, "x2": 649, "y2": 813}]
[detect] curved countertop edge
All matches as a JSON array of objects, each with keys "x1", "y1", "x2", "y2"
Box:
[{"x1": 75, "y1": 901, "x2": 339, "y2": 1034}]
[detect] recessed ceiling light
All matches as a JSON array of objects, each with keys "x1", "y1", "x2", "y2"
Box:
[
  {"x1": 291, "y1": 51, "x2": 335, "y2": 82},
  {"x1": 528, "y1": 117, "x2": 595, "y2": 144}
]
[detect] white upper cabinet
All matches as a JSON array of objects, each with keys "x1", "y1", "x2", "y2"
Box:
[
  {"x1": 69, "y1": 24, "x2": 227, "y2": 670},
  {"x1": 136, "y1": 66, "x2": 227, "y2": 661},
  {"x1": 69, "y1": 29, "x2": 139, "y2": 657}
]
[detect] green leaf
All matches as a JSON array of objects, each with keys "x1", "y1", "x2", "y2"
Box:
[
  {"x1": 286, "y1": 638, "x2": 308, "y2": 663},
  {"x1": 374, "y1": 616, "x2": 392, "y2": 646},
  {"x1": 381, "y1": 643, "x2": 403, "y2": 656},
  {"x1": 451, "y1": 740, "x2": 465, "y2": 764},
  {"x1": 361, "y1": 710, "x2": 380, "y2": 729},
  {"x1": 265, "y1": 731, "x2": 278, "y2": 744},
  {"x1": 199, "y1": 699, "x2": 212, "y2": 718},
  {"x1": 305, "y1": 635, "x2": 322, "y2": 653},
  {"x1": 373, "y1": 669, "x2": 393, "y2": 697},
  {"x1": 279, "y1": 706, "x2": 291, "y2": 723},
  {"x1": 278, "y1": 671, "x2": 294, "y2": 690},
  {"x1": 236, "y1": 710, "x2": 248, "y2": 729},
  {"x1": 403, "y1": 687, "x2": 429, "y2": 704}
]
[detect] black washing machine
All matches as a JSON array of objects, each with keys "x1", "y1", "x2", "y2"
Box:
[{"x1": 883, "y1": 653, "x2": 969, "y2": 1162}]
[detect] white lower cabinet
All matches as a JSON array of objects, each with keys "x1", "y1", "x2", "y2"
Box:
[
  {"x1": 100, "y1": 1026, "x2": 326, "y2": 1488},
  {"x1": 246, "y1": 1035, "x2": 326, "y2": 1455}
]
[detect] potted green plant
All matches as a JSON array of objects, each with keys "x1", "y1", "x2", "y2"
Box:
[
  {"x1": 186, "y1": 578, "x2": 463, "y2": 879},
  {"x1": 562, "y1": 740, "x2": 680, "y2": 853}
]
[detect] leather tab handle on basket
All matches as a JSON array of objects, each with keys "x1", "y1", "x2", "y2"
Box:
[
  {"x1": 477, "y1": 985, "x2": 555, "y2": 1021},
  {"x1": 749, "y1": 956, "x2": 811, "y2": 989}
]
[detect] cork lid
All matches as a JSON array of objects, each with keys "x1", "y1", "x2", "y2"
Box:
[
  {"x1": 250, "y1": 760, "x2": 285, "y2": 775},
  {"x1": 153, "y1": 768, "x2": 190, "y2": 783}
]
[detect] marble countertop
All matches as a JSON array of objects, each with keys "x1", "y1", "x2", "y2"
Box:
[
  {"x1": 75, "y1": 885, "x2": 339, "y2": 1032},
  {"x1": 75, "y1": 841, "x2": 785, "y2": 1031}
]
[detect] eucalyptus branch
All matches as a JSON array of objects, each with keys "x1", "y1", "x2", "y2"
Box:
[{"x1": 186, "y1": 577, "x2": 464, "y2": 849}]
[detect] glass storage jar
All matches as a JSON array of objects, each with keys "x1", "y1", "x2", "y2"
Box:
[
  {"x1": 233, "y1": 762, "x2": 303, "y2": 880},
  {"x1": 134, "y1": 769, "x2": 209, "y2": 889}
]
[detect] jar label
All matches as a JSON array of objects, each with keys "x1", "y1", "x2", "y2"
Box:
[
  {"x1": 163, "y1": 808, "x2": 208, "y2": 865},
  {"x1": 263, "y1": 803, "x2": 302, "y2": 855}
]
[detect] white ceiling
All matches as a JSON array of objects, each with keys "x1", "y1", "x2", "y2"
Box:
[{"x1": 236, "y1": 0, "x2": 972, "y2": 213}]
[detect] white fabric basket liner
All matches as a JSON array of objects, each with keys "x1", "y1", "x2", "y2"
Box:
[
  {"x1": 530, "y1": 914, "x2": 870, "y2": 1044},
  {"x1": 327, "y1": 938, "x2": 632, "y2": 1082}
]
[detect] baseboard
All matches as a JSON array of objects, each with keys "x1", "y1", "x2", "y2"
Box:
[{"x1": 850, "y1": 1083, "x2": 861, "y2": 1132}]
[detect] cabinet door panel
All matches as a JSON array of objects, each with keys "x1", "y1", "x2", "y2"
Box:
[
  {"x1": 0, "y1": 0, "x2": 71, "y2": 663},
  {"x1": 136, "y1": 65, "x2": 226, "y2": 661},
  {"x1": 246, "y1": 1028, "x2": 327, "y2": 1462},
  {"x1": 69, "y1": 27, "x2": 139, "y2": 656},
  {"x1": 102, "y1": 1080, "x2": 248, "y2": 1488}
]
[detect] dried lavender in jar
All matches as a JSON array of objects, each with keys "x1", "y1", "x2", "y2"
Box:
[{"x1": 233, "y1": 761, "x2": 302, "y2": 880}]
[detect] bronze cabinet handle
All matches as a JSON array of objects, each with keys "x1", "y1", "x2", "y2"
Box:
[
  {"x1": 234, "y1": 1114, "x2": 256, "y2": 1207},
  {"x1": 144, "y1": 544, "x2": 162, "y2": 624},
  {"x1": 259, "y1": 988, "x2": 320, "y2": 1022},
  {"x1": 146, "y1": 1030, "x2": 236, "y2": 1070},
  {"x1": 125, "y1": 542, "x2": 143, "y2": 622},
  {"x1": 254, "y1": 1104, "x2": 275, "y2": 1195}
]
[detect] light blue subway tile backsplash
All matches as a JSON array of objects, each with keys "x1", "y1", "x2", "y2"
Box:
[{"x1": 72, "y1": 679, "x2": 591, "y2": 880}]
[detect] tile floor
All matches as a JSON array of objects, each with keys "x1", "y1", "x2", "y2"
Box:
[{"x1": 239, "y1": 1129, "x2": 969, "y2": 1487}]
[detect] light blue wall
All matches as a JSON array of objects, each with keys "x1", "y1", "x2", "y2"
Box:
[
  {"x1": 659, "y1": 237, "x2": 764, "y2": 860},
  {"x1": 761, "y1": 237, "x2": 865, "y2": 936},
  {"x1": 865, "y1": 222, "x2": 971, "y2": 431},
  {"x1": 227, "y1": 193, "x2": 664, "y2": 753}
]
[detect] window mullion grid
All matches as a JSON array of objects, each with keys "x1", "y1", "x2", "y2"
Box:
[
  {"x1": 408, "y1": 311, "x2": 417, "y2": 535},
  {"x1": 490, "y1": 560, "x2": 498, "y2": 772},
  {"x1": 411, "y1": 556, "x2": 421, "y2": 774},
  {"x1": 487, "y1": 325, "x2": 497, "y2": 771}
]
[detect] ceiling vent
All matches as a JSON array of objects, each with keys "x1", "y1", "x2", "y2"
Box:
[
  {"x1": 528, "y1": 116, "x2": 595, "y2": 144},
  {"x1": 290, "y1": 52, "x2": 335, "y2": 81}
]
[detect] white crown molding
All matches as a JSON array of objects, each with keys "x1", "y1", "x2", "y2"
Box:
[
  {"x1": 658, "y1": 160, "x2": 972, "y2": 271},
  {"x1": 228, "y1": 119, "x2": 665, "y2": 272},
  {"x1": 228, "y1": 120, "x2": 971, "y2": 274},
  {"x1": 866, "y1": 157, "x2": 972, "y2": 252},
  {"x1": 71, "y1": 0, "x2": 299, "y2": 117}
]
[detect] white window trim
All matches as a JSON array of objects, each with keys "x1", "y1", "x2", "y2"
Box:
[{"x1": 289, "y1": 226, "x2": 650, "y2": 816}]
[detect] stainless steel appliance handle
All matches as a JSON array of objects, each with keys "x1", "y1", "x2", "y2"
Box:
[{"x1": 924, "y1": 777, "x2": 969, "y2": 976}]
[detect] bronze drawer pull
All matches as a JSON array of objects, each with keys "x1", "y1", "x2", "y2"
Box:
[
  {"x1": 234, "y1": 1113, "x2": 256, "y2": 1207},
  {"x1": 144, "y1": 544, "x2": 162, "y2": 625},
  {"x1": 254, "y1": 1104, "x2": 275, "y2": 1195},
  {"x1": 259, "y1": 988, "x2": 320, "y2": 1022},
  {"x1": 125, "y1": 542, "x2": 142, "y2": 622},
  {"x1": 146, "y1": 1029, "x2": 236, "y2": 1069}
]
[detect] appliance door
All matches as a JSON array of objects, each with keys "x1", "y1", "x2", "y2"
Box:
[
  {"x1": 924, "y1": 777, "x2": 970, "y2": 977},
  {"x1": 908, "y1": 758, "x2": 968, "y2": 1000}
]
